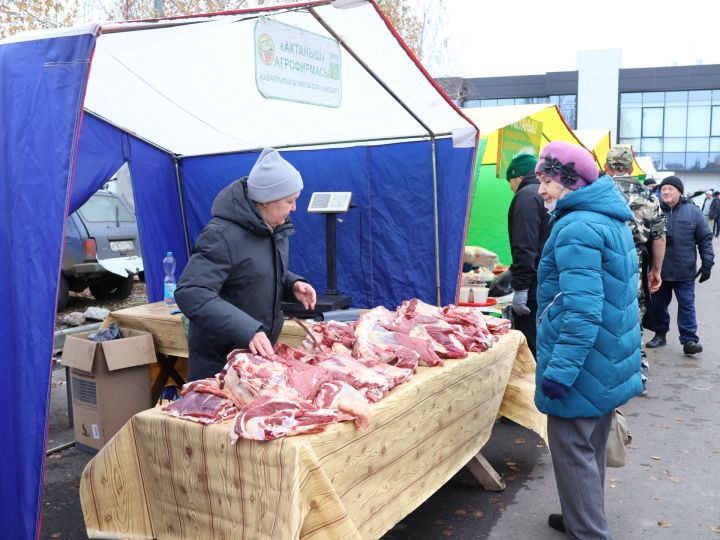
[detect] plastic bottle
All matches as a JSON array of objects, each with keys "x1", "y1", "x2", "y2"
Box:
[{"x1": 163, "y1": 251, "x2": 177, "y2": 306}]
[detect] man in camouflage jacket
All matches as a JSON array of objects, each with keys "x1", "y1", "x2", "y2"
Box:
[{"x1": 605, "y1": 145, "x2": 666, "y2": 395}]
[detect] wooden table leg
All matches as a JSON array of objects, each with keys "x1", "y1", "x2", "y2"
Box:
[
  {"x1": 466, "y1": 452, "x2": 506, "y2": 491},
  {"x1": 151, "y1": 355, "x2": 186, "y2": 404}
]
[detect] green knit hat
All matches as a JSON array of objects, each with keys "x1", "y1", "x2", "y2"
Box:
[{"x1": 506, "y1": 153, "x2": 537, "y2": 181}]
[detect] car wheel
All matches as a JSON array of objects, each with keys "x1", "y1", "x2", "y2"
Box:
[
  {"x1": 89, "y1": 275, "x2": 134, "y2": 301},
  {"x1": 57, "y1": 275, "x2": 70, "y2": 311}
]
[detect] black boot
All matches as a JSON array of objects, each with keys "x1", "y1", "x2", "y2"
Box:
[
  {"x1": 646, "y1": 333, "x2": 667, "y2": 348},
  {"x1": 683, "y1": 341, "x2": 703, "y2": 355},
  {"x1": 548, "y1": 513, "x2": 566, "y2": 533}
]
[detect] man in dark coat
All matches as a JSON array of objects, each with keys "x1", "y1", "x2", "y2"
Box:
[
  {"x1": 506, "y1": 153, "x2": 550, "y2": 356},
  {"x1": 646, "y1": 176, "x2": 714, "y2": 354},
  {"x1": 175, "y1": 148, "x2": 316, "y2": 380},
  {"x1": 710, "y1": 191, "x2": 720, "y2": 238}
]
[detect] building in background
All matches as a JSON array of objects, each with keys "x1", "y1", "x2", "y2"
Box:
[{"x1": 437, "y1": 50, "x2": 720, "y2": 192}]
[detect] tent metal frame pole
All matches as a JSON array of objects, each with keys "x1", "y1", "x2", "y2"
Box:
[
  {"x1": 174, "y1": 158, "x2": 192, "y2": 258},
  {"x1": 308, "y1": 6, "x2": 443, "y2": 306},
  {"x1": 430, "y1": 136, "x2": 441, "y2": 306}
]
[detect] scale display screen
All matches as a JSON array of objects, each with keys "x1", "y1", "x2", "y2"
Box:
[{"x1": 307, "y1": 192, "x2": 352, "y2": 213}]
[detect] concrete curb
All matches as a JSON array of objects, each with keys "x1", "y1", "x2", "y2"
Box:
[{"x1": 53, "y1": 322, "x2": 102, "y2": 352}]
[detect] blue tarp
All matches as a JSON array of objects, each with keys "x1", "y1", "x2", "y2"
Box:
[
  {"x1": 181, "y1": 139, "x2": 473, "y2": 309},
  {"x1": 0, "y1": 31, "x2": 475, "y2": 540},
  {"x1": 0, "y1": 32, "x2": 96, "y2": 539}
]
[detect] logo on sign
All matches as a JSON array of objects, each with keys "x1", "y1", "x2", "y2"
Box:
[{"x1": 257, "y1": 33, "x2": 275, "y2": 65}]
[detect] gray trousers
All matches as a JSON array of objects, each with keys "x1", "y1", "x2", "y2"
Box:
[{"x1": 547, "y1": 412, "x2": 614, "y2": 540}]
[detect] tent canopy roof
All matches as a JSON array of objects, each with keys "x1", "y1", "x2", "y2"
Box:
[
  {"x1": 462, "y1": 104, "x2": 584, "y2": 165},
  {"x1": 575, "y1": 128, "x2": 646, "y2": 177},
  {"x1": 573, "y1": 128, "x2": 609, "y2": 150},
  {"x1": 463, "y1": 105, "x2": 646, "y2": 176},
  {"x1": 73, "y1": 1, "x2": 475, "y2": 157},
  {"x1": 460, "y1": 103, "x2": 554, "y2": 135}
]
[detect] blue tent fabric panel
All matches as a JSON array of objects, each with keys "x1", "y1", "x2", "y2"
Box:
[
  {"x1": 181, "y1": 152, "x2": 260, "y2": 242},
  {"x1": 73, "y1": 115, "x2": 186, "y2": 303},
  {"x1": 128, "y1": 137, "x2": 187, "y2": 302},
  {"x1": 180, "y1": 141, "x2": 474, "y2": 310},
  {"x1": 363, "y1": 142, "x2": 437, "y2": 307},
  {"x1": 71, "y1": 114, "x2": 129, "y2": 213},
  {"x1": 0, "y1": 33, "x2": 95, "y2": 539},
  {"x1": 435, "y1": 138, "x2": 476, "y2": 305}
]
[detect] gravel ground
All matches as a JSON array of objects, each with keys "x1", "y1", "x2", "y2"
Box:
[{"x1": 55, "y1": 277, "x2": 149, "y2": 331}]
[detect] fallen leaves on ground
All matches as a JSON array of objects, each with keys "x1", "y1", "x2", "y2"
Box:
[
  {"x1": 473, "y1": 511, "x2": 484, "y2": 518},
  {"x1": 710, "y1": 525, "x2": 720, "y2": 533},
  {"x1": 513, "y1": 437, "x2": 525, "y2": 445},
  {"x1": 658, "y1": 520, "x2": 671, "y2": 528},
  {"x1": 650, "y1": 455, "x2": 662, "y2": 460},
  {"x1": 454, "y1": 509, "x2": 466, "y2": 516}
]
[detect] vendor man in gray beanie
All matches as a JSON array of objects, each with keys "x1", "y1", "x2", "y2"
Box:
[
  {"x1": 176, "y1": 147, "x2": 317, "y2": 380},
  {"x1": 506, "y1": 153, "x2": 550, "y2": 356},
  {"x1": 646, "y1": 175, "x2": 714, "y2": 355}
]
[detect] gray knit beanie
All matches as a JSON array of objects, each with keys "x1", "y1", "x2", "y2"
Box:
[{"x1": 247, "y1": 148, "x2": 303, "y2": 203}]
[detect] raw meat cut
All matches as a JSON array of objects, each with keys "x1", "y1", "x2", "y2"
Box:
[
  {"x1": 165, "y1": 298, "x2": 511, "y2": 441},
  {"x1": 232, "y1": 396, "x2": 339, "y2": 441},
  {"x1": 315, "y1": 381, "x2": 370, "y2": 428},
  {"x1": 162, "y1": 391, "x2": 238, "y2": 425}
]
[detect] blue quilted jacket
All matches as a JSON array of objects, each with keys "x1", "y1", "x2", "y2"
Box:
[{"x1": 535, "y1": 176, "x2": 642, "y2": 418}]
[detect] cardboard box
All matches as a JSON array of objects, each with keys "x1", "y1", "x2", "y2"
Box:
[{"x1": 62, "y1": 328, "x2": 156, "y2": 452}]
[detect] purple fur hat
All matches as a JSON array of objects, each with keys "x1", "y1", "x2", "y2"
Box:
[{"x1": 534, "y1": 141, "x2": 600, "y2": 191}]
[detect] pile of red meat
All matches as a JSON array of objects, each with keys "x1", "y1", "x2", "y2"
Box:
[{"x1": 162, "y1": 299, "x2": 510, "y2": 441}]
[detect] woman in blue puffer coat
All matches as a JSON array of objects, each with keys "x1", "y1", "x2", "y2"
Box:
[{"x1": 534, "y1": 141, "x2": 642, "y2": 539}]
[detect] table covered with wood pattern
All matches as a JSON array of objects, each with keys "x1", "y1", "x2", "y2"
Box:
[{"x1": 80, "y1": 330, "x2": 543, "y2": 540}]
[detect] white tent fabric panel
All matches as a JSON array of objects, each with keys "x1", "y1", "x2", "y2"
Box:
[
  {"x1": 315, "y1": 3, "x2": 468, "y2": 135},
  {"x1": 82, "y1": 2, "x2": 475, "y2": 156}
]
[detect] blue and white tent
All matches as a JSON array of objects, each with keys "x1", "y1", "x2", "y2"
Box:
[{"x1": 0, "y1": 1, "x2": 477, "y2": 536}]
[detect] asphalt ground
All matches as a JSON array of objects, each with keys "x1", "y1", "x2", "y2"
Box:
[{"x1": 40, "y1": 239, "x2": 720, "y2": 539}]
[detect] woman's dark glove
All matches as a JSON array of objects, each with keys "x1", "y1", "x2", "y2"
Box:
[
  {"x1": 696, "y1": 266, "x2": 711, "y2": 283},
  {"x1": 541, "y1": 377, "x2": 570, "y2": 400}
]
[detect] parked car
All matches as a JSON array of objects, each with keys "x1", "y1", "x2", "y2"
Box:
[{"x1": 58, "y1": 190, "x2": 143, "y2": 311}]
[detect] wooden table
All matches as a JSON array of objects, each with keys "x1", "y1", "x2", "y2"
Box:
[
  {"x1": 80, "y1": 331, "x2": 543, "y2": 540},
  {"x1": 106, "y1": 302, "x2": 309, "y2": 403}
]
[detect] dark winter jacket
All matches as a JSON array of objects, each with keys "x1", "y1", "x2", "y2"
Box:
[
  {"x1": 507, "y1": 172, "x2": 550, "y2": 295},
  {"x1": 535, "y1": 176, "x2": 642, "y2": 418},
  {"x1": 709, "y1": 198, "x2": 720, "y2": 220},
  {"x1": 658, "y1": 198, "x2": 714, "y2": 281},
  {"x1": 175, "y1": 178, "x2": 305, "y2": 380}
]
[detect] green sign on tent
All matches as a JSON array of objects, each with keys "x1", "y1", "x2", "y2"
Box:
[{"x1": 496, "y1": 117, "x2": 543, "y2": 179}]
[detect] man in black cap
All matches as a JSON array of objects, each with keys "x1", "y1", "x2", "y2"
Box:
[
  {"x1": 644, "y1": 178, "x2": 660, "y2": 196},
  {"x1": 710, "y1": 191, "x2": 720, "y2": 238},
  {"x1": 646, "y1": 176, "x2": 714, "y2": 354},
  {"x1": 506, "y1": 153, "x2": 550, "y2": 356}
]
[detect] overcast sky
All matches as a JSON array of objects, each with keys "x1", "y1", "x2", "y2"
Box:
[{"x1": 432, "y1": 0, "x2": 720, "y2": 78}]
